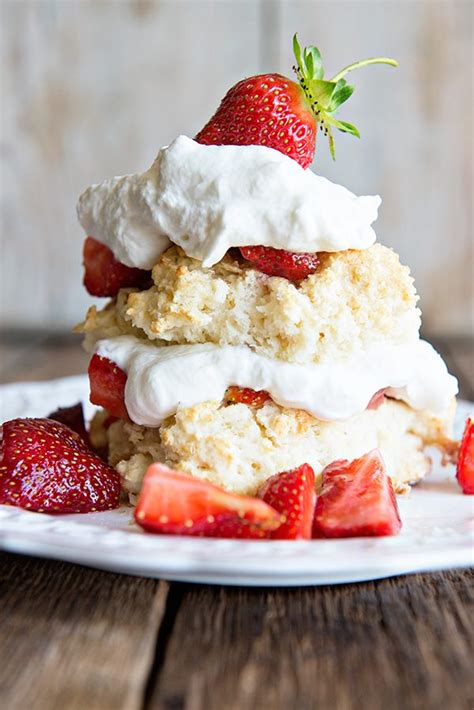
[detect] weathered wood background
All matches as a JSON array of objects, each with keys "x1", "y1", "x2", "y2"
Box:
[{"x1": 1, "y1": 0, "x2": 472, "y2": 334}]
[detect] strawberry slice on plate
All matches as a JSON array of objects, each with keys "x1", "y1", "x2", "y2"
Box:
[
  {"x1": 259, "y1": 463, "x2": 316, "y2": 540},
  {"x1": 83, "y1": 236, "x2": 151, "y2": 297},
  {"x1": 313, "y1": 450, "x2": 402, "y2": 538},
  {"x1": 456, "y1": 417, "x2": 474, "y2": 494},
  {"x1": 0, "y1": 418, "x2": 121, "y2": 513},
  {"x1": 88, "y1": 354, "x2": 128, "y2": 419},
  {"x1": 134, "y1": 464, "x2": 281, "y2": 538},
  {"x1": 240, "y1": 246, "x2": 319, "y2": 281},
  {"x1": 225, "y1": 386, "x2": 271, "y2": 407}
]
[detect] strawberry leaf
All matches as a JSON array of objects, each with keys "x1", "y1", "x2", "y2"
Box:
[
  {"x1": 309, "y1": 79, "x2": 337, "y2": 106},
  {"x1": 293, "y1": 33, "x2": 303, "y2": 73},
  {"x1": 336, "y1": 120, "x2": 360, "y2": 138},
  {"x1": 329, "y1": 81, "x2": 355, "y2": 111},
  {"x1": 292, "y1": 33, "x2": 397, "y2": 159},
  {"x1": 304, "y1": 46, "x2": 323, "y2": 80}
]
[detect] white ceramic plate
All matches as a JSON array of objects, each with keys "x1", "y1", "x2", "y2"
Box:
[{"x1": 0, "y1": 375, "x2": 472, "y2": 586}]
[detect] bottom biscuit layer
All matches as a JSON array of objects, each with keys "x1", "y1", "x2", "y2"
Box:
[{"x1": 90, "y1": 397, "x2": 456, "y2": 502}]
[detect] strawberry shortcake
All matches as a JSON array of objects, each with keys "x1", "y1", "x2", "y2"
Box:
[
  {"x1": 74, "y1": 39, "x2": 457, "y2": 508},
  {"x1": 1, "y1": 37, "x2": 466, "y2": 538}
]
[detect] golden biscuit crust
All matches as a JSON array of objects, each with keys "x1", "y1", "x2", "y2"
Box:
[
  {"x1": 80, "y1": 244, "x2": 421, "y2": 363},
  {"x1": 90, "y1": 397, "x2": 455, "y2": 502}
]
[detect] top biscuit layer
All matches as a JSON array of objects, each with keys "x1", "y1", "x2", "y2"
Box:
[{"x1": 80, "y1": 244, "x2": 421, "y2": 365}]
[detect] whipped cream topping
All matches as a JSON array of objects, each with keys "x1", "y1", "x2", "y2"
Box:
[
  {"x1": 95, "y1": 336, "x2": 457, "y2": 427},
  {"x1": 78, "y1": 135, "x2": 381, "y2": 269}
]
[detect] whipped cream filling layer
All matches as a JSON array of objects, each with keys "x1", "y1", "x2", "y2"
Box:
[
  {"x1": 78, "y1": 135, "x2": 381, "y2": 269},
  {"x1": 94, "y1": 336, "x2": 457, "y2": 427}
]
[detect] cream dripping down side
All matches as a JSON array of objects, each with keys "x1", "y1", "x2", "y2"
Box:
[{"x1": 77, "y1": 135, "x2": 381, "y2": 269}]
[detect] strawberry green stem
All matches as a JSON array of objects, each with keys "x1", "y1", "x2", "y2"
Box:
[
  {"x1": 330, "y1": 57, "x2": 399, "y2": 83},
  {"x1": 292, "y1": 34, "x2": 398, "y2": 159}
]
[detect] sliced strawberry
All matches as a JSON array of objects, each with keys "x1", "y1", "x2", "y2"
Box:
[
  {"x1": 134, "y1": 463, "x2": 281, "y2": 538},
  {"x1": 88, "y1": 354, "x2": 128, "y2": 420},
  {"x1": 225, "y1": 386, "x2": 271, "y2": 407},
  {"x1": 196, "y1": 35, "x2": 397, "y2": 165},
  {"x1": 259, "y1": 464, "x2": 316, "y2": 540},
  {"x1": 83, "y1": 236, "x2": 151, "y2": 297},
  {"x1": 456, "y1": 417, "x2": 474, "y2": 494},
  {"x1": 48, "y1": 402, "x2": 89, "y2": 444},
  {"x1": 313, "y1": 450, "x2": 402, "y2": 538},
  {"x1": 0, "y1": 418, "x2": 121, "y2": 513},
  {"x1": 240, "y1": 246, "x2": 319, "y2": 281},
  {"x1": 367, "y1": 388, "x2": 388, "y2": 410}
]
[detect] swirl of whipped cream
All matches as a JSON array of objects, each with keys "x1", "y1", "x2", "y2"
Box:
[
  {"x1": 95, "y1": 336, "x2": 457, "y2": 427},
  {"x1": 77, "y1": 135, "x2": 381, "y2": 269}
]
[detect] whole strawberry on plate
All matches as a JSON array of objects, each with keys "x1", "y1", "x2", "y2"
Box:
[{"x1": 0, "y1": 418, "x2": 121, "y2": 513}]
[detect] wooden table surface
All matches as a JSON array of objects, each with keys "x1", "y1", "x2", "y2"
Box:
[{"x1": 0, "y1": 333, "x2": 473, "y2": 710}]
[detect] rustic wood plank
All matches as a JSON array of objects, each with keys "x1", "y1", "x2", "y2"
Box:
[
  {"x1": 0, "y1": 334, "x2": 88, "y2": 384},
  {"x1": 0, "y1": 552, "x2": 170, "y2": 710},
  {"x1": 147, "y1": 571, "x2": 474, "y2": 710}
]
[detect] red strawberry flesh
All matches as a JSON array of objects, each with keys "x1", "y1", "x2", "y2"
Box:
[
  {"x1": 259, "y1": 463, "x2": 316, "y2": 540},
  {"x1": 313, "y1": 449, "x2": 402, "y2": 538},
  {"x1": 88, "y1": 354, "x2": 128, "y2": 420},
  {"x1": 135, "y1": 464, "x2": 281, "y2": 538},
  {"x1": 456, "y1": 417, "x2": 474, "y2": 494},
  {"x1": 226, "y1": 386, "x2": 271, "y2": 407},
  {"x1": 240, "y1": 246, "x2": 319, "y2": 281},
  {"x1": 367, "y1": 388, "x2": 388, "y2": 410},
  {"x1": 83, "y1": 236, "x2": 151, "y2": 297},
  {"x1": 0, "y1": 418, "x2": 121, "y2": 513}
]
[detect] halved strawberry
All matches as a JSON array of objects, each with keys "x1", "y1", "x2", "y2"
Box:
[
  {"x1": 456, "y1": 417, "x2": 474, "y2": 494},
  {"x1": 83, "y1": 236, "x2": 151, "y2": 297},
  {"x1": 48, "y1": 402, "x2": 89, "y2": 444},
  {"x1": 259, "y1": 464, "x2": 316, "y2": 540},
  {"x1": 225, "y1": 386, "x2": 271, "y2": 407},
  {"x1": 240, "y1": 246, "x2": 319, "y2": 281},
  {"x1": 134, "y1": 463, "x2": 281, "y2": 538},
  {"x1": 0, "y1": 418, "x2": 121, "y2": 513},
  {"x1": 88, "y1": 354, "x2": 128, "y2": 419},
  {"x1": 313, "y1": 450, "x2": 402, "y2": 538}
]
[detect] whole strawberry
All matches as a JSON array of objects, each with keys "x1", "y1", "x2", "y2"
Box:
[
  {"x1": 0, "y1": 418, "x2": 121, "y2": 513},
  {"x1": 196, "y1": 34, "x2": 397, "y2": 164},
  {"x1": 196, "y1": 72, "x2": 316, "y2": 168}
]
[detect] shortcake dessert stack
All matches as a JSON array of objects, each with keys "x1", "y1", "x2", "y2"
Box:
[{"x1": 75, "y1": 37, "x2": 457, "y2": 512}]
